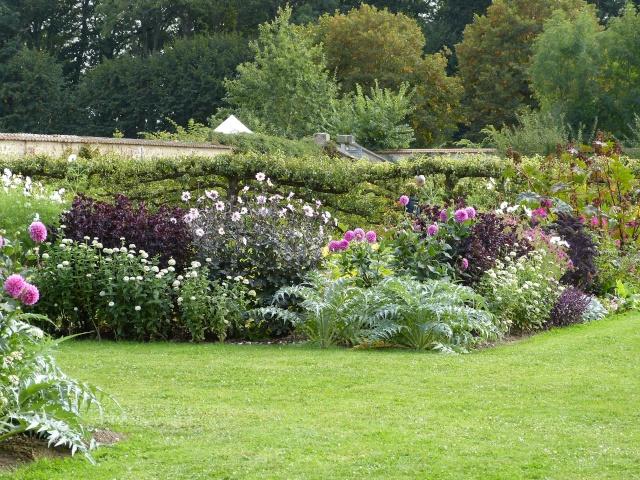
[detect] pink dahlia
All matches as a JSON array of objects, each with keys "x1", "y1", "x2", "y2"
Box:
[
  {"x1": 464, "y1": 206, "x2": 476, "y2": 219},
  {"x1": 454, "y1": 209, "x2": 468, "y2": 223},
  {"x1": 461, "y1": 258, "x2": 469, "y2": 270},
  {"x1": 5, "y1": 274, "x2": 26, "y2": 298},
  {"x1": 344, "y1": 230, "x2": 356, "y2": 242},
  {"x1": 399, "y1": 195, "x2": 410, "y2": 206},
  {"x1": 365, "y1": 231, "x2": 377, "y2": 243},
  {"x1": 28, "y1": 221, "x2": 47, "y2": 243},
  {"x1": 427, "y1": 224, "x2": 439, "y2": 236},
  {"x1": 439, "y1": 209, "x2": 448, "y2": 221},
  {"x1": 328, "y1": 241, "x2": 340, "y2": 252},
  {"x1": 354, "y1": 228, "x2": 365, "y2": 242},
  {"x1": 20, "y1": 283, "x2": 39, "y2": 306},
  {"x1": 338, "y1": 239, "x2": 350, "y2": 250}
]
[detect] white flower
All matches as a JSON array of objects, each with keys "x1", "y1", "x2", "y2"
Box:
[
  {"x1": 303, "y1": 205, "x2": 314, "y2": 217},
  {"x1": 218, "y1": 227, "x2": 225, "y2": 235},
  {"x1": 177, "y1": 297, "x2": 183, "y2": 303},
  {"x1": 127, "y1": 253, "x2": 134, "y2": 259},
  {"x1": 151, "y1": 266, "x2": 159, "y2": 273},
  {"x1": 190, "y1": 296, "x2": 197, "y2": 301},
  {"x1": 123, "y1": 276, "x2": 130, "y2": 281},
  {"x1": 205, "y1": 190, "x2": 219, "y2": 200},
  {"x1": 108, "y1": 301, "x2": 115, "y2": 307},
  {"x1": 182, "y1": 191, "x2": 191, "y2": 202},
  {"x1": 241, "y1": 207, "x2": 248, "y2": 215},
  {"x1": 135, "y1": 305, "x2": 141, "y2": 311},
  {"x1": 68, "y1": 154, "x2": 77, "y2": 162},
  {"x1": 177, "y1": 275, "x2": 184, "y2": 280},
  {"x1": 168, "y1": 266, "x2": 175, "y2": 272},
  {"x1": 42, "y1": 253, "x2": 49, "y2": 259},
  {"x1": 62, "y1": 260, "x2": 70, "y2": 266},
  {"x1": 257, "y1": 195, "x2": 267, "y2": 204},
  {"x1": 120, "y1": 247, "x2": 127, "y2": 253},
  {"x1": 232, "y1": 212, "x2": 241, "y2": 222},
  {"x1": 191, "y1": 261, "x2": 201, "y2": 268},
  {"x1": 168, "y1": 259, "x2": 176, "y2": 266},
  {"x1": 205, "y1": 258, "x2": 212, "y2": 263},
  {"x1": 173, "y1": 280, "x2": 181, "y2": 287},
  {"x1": 256, "y1": 172, "x2": 266, "y2": 182},
  {"x1": 196, "y1": 228, "x2": 205, "y2": 237},
  {"x1": 8, "y1": 375, "x2": 19, "y2": 385},
  {"x1": 216, "y1": 201, "x2": 225, "y2": 211},
  {"x1": 191, "y1": 271, "x2": 198, "y2": 278},
  {"x1": 267, "y1": 178, "x2": 273, "y2": 187}
]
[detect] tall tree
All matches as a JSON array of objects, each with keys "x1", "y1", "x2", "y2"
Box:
[
  {"x1": 224, "y1": 7, "x2": 338, "y2": 139},
  {"x1": 455, "y1": 0, "x2": 587, "y2": 138},
  {"x1": 529, "y1": 7, "x2": 604, "y2": 135}
]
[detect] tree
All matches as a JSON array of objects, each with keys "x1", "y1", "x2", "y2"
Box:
[
  {"x1": 456, "y1": 0, "x2": 586, "y2": 138},
  {"x1": 0, "y1": 48, "x2": 69, "y2": 133},
  {"x1": 324, "y1": 81, "x2": 416, "y2": 150},
  {"x1": 423, "y1": 0, "x2": 492, "y2": 73},
  {"x1": 529, "y1": 8, "x2": 604, "y2": 135},
  {"x1": 224, "y1": 7, "x2": 338, "y2": 139},
  {"x1": 317, "y1": 4, "x2": 464, "y2": 146}
]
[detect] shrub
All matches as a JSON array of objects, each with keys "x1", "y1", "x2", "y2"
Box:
[
  {"x1": 545, "y1": 288, "x2": 592, "y2": 329},
  {"x1": 581, "y1": 297, "x2": 609, "y2": 323},
  {"x1": 369, "y1": 276, "x2": 499, "y2": 352},
  {"x1": 60, "y1": 193, "x2": 193, "y2": 269},
  {"x1": 478, "y1": 235, "x2": 569, "y2": 331},
  {"x1": 187, "y1": 177, "x2": 331, "y2": 302},
  {"x1": 0, "y1": 228, "x2": 104, "y2": 461},
  {"x1": 548, "y1": 212, "x2": 598, "y2": 292}
]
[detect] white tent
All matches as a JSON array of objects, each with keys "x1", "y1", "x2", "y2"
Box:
[{"x1": 213, "y1": 115, "x2": 253, "y2": 134}]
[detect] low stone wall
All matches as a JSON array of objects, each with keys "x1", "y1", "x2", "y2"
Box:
[{"x1": 0, "y1": 133, "x2": 232, "y2": 159}]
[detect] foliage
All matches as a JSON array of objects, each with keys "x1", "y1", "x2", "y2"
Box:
[
  {"x1": 478, "y1": 231, "x2": 569, "y2": 331},
  {"x1": 177, "y1": 266, "x2": 251, "y2": 342},
  {"x1": 455, "y1": 0, "x2": 585, "y2": 137},
  {"x1": 480, "y1": 110, "x2": 569, "y2": 157},
  {"x1": 549, "y1": 212, "x2": 599, "y2": 292},
  {"x1": 187, "y1": 179, "x2": 330, "y2": 303},
  {"x1": 0, "y1": 230, "x2": 104, "y2": 461},
  {"x1": 316, "y1": 4, "x2": 464, "y2": 146},
  {"x1": 0, "y1": 169, "x2": 68, "y2": 247},
  {"x1": 325, "y1": 230, "x2": 391, "y2": 288},
  {"x1": 224, "y1": 7, "x2": 338, "y2": 139},
  {"x1": 594, "y1": 237, "x2": 640, "y2": 295},
  {"x1": 515, "y1": 138, "x2": 640, "y2": 250},
  {"x1": 0, "y1": 48, "x2": 70, "y2": 134},
  {"x1": 581, "y1": 296, "x2": 609, "y2": 322},
  {"x1": 60, "y1": 193, "x2": 193, "y2": 269},
  {"x1": 324, "y1": 81, "x2": 416, "y2": 150},
  {"x1": 369, "y1": 276, "x2": 498, "y2": 352},
  {"x1": 257, "y1": 273, "x2": 371, "y2": 348},
  {"x1": 545, "y1": 287, "x2": 592, "y2": 329}
]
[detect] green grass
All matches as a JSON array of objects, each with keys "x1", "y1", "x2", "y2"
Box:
[{"x1": 4, "y1": 314, "x2": 640, "y2": 479}]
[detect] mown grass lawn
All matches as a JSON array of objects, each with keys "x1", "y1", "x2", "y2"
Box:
[{"x1": 3, "y1": 313, "x2": 640, "y2": 479}]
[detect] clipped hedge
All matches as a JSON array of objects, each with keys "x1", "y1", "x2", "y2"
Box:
[{"x1": 0, "y1": 153, "x2": 513, "y2": 222}]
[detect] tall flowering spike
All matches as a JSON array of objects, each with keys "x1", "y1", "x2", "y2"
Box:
[
  {"x1": 399, "y1": 195, "x2": 409, "y2": 206},
  {"x1": 20, "y1": 283, "x2": 39, "y2": 305},
  {"x1": 344, "y1": 230, "x2": 356, "y2": 242},
  {"x1": 28, "y1": 221, "x2": 47, "y2": 243},
  {"x1": 464, "y1": 206, "x2": 476, "y2": 219},
  {"x1": 365, "y1": 231, "x2": 377, "y2": 243},
  {"x1": 5, "y1": 274, "x2": 26, "y2": 298},
  {"x1": 454, "y1": 209, "x2": 468, "y2": 223},
  {"x1": 354, "y1": 228, "x2": 365, "y2": 241}
]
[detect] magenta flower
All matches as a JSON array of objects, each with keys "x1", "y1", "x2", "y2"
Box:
[
  {"x1": 427, "y1": 224, "x2": 439, "y2": 236},
  {"x1": 20, "y1": 283, "x2": 39, "y2": 306},
  {"x1": 338, "y1": 239, "x2": 350, "y2": 250},
  {"x1": 354, "y1": 228, "x2": 365, "y2": 241},
  {"x1": 454, "y1": 209, "x2": 468, "y2": 223},
  {"x1": 328, "y1": 241, "x2": 340, "y2": 252},
  {"x1": 5, "y1": 274, "x2": 26, "y2": 298},
  {"x1": 399, "y1": 195, "x2": 410, "y2": 206},
  {"x1": 531, "y1": 207, "x2": 547, "y2": 222},
  {"x1": 0, "y1": 235, "x2": 3, "y2": 248},
  {"x1": 580, "y1": 215, "x2": 587, "y2": 224},
  {"x1": 344, "y1": 230, "x2": 356, "y2": 242},
  {"x1": 464, "y1": 206, "x2": 476, "y2": 219},
  {"x1": 439, "y1": 209, "x2": 448, "y2": 221},
  {"x1": 28, "y1": 221, "x2": 47, "y2": 243},
  {"x1": 365, "y1": 231, "x2": 377, "y2": 243},
  {"x1": 461, "y1": 258, "x2": 469, "y2": 270}
]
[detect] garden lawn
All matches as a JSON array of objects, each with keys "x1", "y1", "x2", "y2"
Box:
[{"x1": 3, "y1": 314, "x2": 640, "y2": 479}]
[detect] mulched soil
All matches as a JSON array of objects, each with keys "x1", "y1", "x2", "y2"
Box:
[{"x1": 0, "y1": 430, "x2": 128, "y2": 473}]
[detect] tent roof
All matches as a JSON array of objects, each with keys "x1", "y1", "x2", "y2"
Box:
[{"x1": 213, "y1": 115, "x2": 253, "y2": 134}]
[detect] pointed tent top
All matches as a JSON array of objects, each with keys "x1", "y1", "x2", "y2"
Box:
[{"x1": 213, "y1": 115, "x2": 253, "y2": 134}]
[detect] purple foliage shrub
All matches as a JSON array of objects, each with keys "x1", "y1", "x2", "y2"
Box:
[
  {"x1": 545, "y1": 287, "x2": 592, "y2": 329},
  {"x1": 60, "y1": 193, "x2": 193, "y2": 268}
]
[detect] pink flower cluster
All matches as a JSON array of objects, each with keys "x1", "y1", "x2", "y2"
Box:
[
  {"x1": 398, "y1": 195, "x2": 410, "y2": 206},
  {"x1": 28, "y1": 221, "x2": 47, "y2": 243},
  {"x1": 328, "y1": 227, "x2": 377, "y2": 252},
  {"x1": 4, "y1": 274, "x2": 39, "y2": 305}
]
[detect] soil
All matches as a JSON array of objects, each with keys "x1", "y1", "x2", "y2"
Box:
[{"x1": 0, "y1": 430, "x2": 129, "y2": 473}]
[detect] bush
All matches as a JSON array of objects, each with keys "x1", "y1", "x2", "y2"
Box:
[
  {"x1": 60, "y1": 193, "x2": 193, "y2": 269},
  {"x1": 187, "y1": 177, "x2": 331, "y2": 302},
  {"x1": 549, "y1": 212, "x2": 598, "y2": 292},
  {"x1": 581, "y1": 297, "x2": 609, "y2": 323},
  {"x1": 545, "y1": 288, "x2": 592, "y2": 329}
]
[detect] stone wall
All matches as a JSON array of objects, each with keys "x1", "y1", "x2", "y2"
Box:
[{"x1": 0, "y1": 133, "x2": 232, "y2": 159}]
